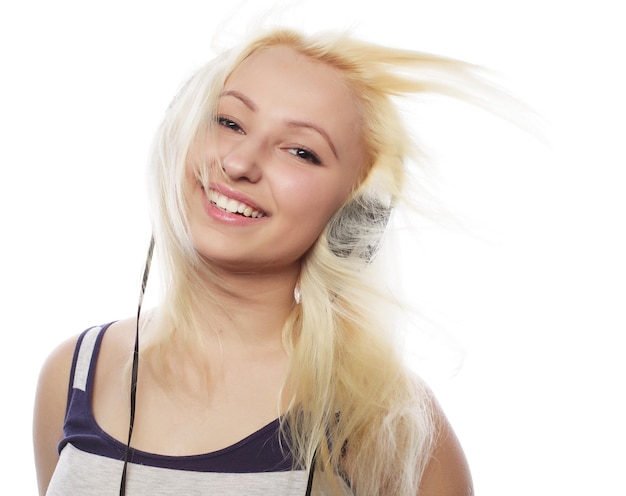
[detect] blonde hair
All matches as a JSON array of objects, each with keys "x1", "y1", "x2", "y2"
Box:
[{"x1": 144, "y1": 28, "x2": 493, "y2": 495}]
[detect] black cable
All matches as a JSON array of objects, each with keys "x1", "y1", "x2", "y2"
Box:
[
  {"x1": 305, "y1": 450, "x2": 317, "y2": 496},
  {"x1": 119, "y1": 236, "x2": 154, "y2": 496}
]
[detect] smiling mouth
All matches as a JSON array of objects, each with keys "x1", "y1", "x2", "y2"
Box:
[{"x1": 207, "y1": 189, "x2": 266, "y2": 218}]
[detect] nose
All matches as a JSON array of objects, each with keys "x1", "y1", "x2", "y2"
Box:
[{"x1": 220, "y1": 137, "x2": 263, "y2": 183}]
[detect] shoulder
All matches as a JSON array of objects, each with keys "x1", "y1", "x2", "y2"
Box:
[
  {"x1": 33, "y1": 332, "x2": 81, "y2": 495},
  {"x1": 34, "y1": 332, "x2": 83, "y2": 419},
  {"x1": 34, "y1": 318, "x2": 136, "y2": 398},
  {"x1": 33, "y1": 319, "x2": 135, "y2": 495},
  {"x1": 418, "y1": 394, "x2": 473, "y2": 496}
]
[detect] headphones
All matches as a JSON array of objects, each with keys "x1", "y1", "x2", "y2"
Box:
[{"x1": 328, "y1": 194, "x2": 392, "y2": 263}]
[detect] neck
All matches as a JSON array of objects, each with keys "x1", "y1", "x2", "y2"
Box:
[{"x1": 189, "y1": 262, "x2": 301, "y2": 349}]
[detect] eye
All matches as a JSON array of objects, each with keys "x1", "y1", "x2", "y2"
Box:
[
  {"x1": 216, "y1": 116, "x2": 244, "y2": 134},
  {"x1": 287, "y1": 147, "x2": 322, "y2": 165}
]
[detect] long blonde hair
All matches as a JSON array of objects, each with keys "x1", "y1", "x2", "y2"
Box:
[{"x1": 144, "y1": 28, "x2": 493, "y2": 495}]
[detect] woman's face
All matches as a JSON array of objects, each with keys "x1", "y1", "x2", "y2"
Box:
[{"x1": 186, "y1": 45, "x2": 364, "y2": 273}]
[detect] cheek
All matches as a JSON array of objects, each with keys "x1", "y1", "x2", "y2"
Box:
[
  {"x1": 283, "y1": 172, "x2": 350, "y2": 214},
  {"x1": 279, "y1": 177, "x2": 353, "y2": 251}
]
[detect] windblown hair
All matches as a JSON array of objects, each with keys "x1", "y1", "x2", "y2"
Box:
[{"x1": 144, "y1": 28, "x2": 493, "y2": 495}]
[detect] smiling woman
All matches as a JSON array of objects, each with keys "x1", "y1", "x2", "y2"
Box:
[{"x1": 33, "y1": 28, "x2": 490, "y2": 496}]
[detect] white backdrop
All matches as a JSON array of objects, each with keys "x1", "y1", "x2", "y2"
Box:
[{"x1": 1, "y1": 1, "x2": 624, "y2": 494}]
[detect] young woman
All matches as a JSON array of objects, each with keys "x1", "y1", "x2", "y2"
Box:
[{"x1": 34, "y1": 29, "x2": 478, "y2": 495}]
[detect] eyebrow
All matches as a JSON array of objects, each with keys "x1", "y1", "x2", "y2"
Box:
[
  {"x1": 219, "y1": 90, "x2": 339, "y2": 159},
  {"x1": 221, "y1": 90, "x2": 257, "y2": 111}
]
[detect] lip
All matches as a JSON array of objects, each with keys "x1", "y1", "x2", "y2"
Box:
[
  {"x1": 210, "y1": 183, "x2": 267, "y2": 215},
  {"x1": 200, "y1": 183, "x2": 269, "y2": 225}
]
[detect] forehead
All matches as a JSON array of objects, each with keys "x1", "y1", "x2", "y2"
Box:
[
  {"x1": 227, "y1": 44, "x2": 350, "y2": 95},
  {"x1": 222, "y1": 45, "x2": 363, "y2": 156}
]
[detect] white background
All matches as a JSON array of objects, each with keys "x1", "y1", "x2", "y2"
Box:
[{"x1": 1, "y1": 1, "x2": 624, "y2": 494}]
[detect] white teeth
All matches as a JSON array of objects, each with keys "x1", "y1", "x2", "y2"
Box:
[
  {"x1": 216, "y1": 195, "x2": 228, "y2": 209},
  {"x1": 208, "y1": 190, "x2": 265, "y2": 218},
  {"x1": 226, "y1": 199, "x2": 239, "y2": 213}
]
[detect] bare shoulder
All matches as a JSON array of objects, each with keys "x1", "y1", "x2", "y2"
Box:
[
  {"x1": 33, "y1": 317, "x2": 136, "y2": 406},
  {"x1": 32, "y1": 318, "x2": 136, "y2": 495},
  {"x1": 418, "y1": 397, "x2": 474, "y2": 496},
  {"x1": 33, "y1": 332, "x2": 82, "y2": 422},
  {"x1": 33, "y1": 332, "x2": 81, "y2": 495}
]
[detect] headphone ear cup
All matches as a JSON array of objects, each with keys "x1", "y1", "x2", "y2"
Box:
[{"x1": 328, "y1": 195, "x2": 391, "y2": 263}]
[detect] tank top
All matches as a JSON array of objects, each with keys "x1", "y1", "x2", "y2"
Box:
[{"x1": 46, "y1": 324, "x2": 312, "y2": 495}]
